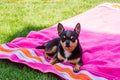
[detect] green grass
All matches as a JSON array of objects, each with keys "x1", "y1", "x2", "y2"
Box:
[{"x1": 0, "y1": 0, "x2": 120, "y2": 80}]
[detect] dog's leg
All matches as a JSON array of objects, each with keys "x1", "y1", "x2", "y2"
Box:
[
  {"x1": 49, "y1": 54, "x2": 58, "y2": 65},
  {"x1": 49, "y1": 58, "x2": 58, "y2": 65},
  {"x1": 44, "y1": 46, "x2": 57, "y2": 60},
  {"x1": 73, "y1": 63, "x2": 80, "y2": 73},
  {"x1": 73, "y1": 59, "x2": 82, "y2": 73},
  {"x1": 44, "y1": 52, "x2": 51, "y2": 60},
  {"x1": 68, "y1": 58, "x2": 81, "y2": 73}
]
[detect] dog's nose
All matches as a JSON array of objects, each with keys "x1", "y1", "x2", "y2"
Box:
[{"x1": 66, "y1": 40, "x2": 70, "y2": 47}]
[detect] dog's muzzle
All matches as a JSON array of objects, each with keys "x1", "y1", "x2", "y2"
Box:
[{"x1": 65, "y1": 40, "x2": 70, "y2": 47}]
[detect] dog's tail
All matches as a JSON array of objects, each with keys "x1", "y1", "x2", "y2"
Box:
[{"x1": 36, "y1": 45, "x2": 45, "y2": 49}]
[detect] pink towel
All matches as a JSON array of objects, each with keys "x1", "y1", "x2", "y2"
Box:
[{"x1": 0, "y1": 3, "x2": 120, "y2": 80}]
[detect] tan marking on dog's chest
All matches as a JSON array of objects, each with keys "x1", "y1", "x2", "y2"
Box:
[{"x1": 58, "y1": 52, "x2": 65, "y2": 61}]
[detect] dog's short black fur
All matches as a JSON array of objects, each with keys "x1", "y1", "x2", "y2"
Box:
[
  {"x1": 36, "y1": 23, "x2": 82, "y2": 73},
  {"x1": 36, "y1": 38, "x2": 60, "y2": 59}
]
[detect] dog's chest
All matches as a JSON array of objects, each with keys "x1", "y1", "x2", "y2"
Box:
[
  {"x1": 64, "y1": 51, "x2": 72, "y2": 58},
  {"x1": 58, "y1": 51, "x2": 72, "y2": 62}
]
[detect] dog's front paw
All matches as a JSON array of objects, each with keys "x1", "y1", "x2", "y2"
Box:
[
  {"x1": 73, "y1": 64, "x2": 80, "y2": 73},
  {"x1": 44, "y1": 53, "x2": 51, "y2": 60},
  {"x1": 46, "y1": 56, "x2": 51, "y2": 60},
  {"x1": 49, "y1": 58, "x2": 58, "y2": 65},
  {"x1": 73, "y1": 67, "x2": 79, "y2": 73},
  {"x1": 49, "y1": 61, "x2": 55, "y2": 65}
]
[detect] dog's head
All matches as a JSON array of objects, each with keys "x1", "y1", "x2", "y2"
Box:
[{"x1": 58, "y1": 23, "x2": 81, "y2": 52}]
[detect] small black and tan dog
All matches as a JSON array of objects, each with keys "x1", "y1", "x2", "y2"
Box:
[{"x1": 36, "y1": 23, "x2": 82, "y2": 72}]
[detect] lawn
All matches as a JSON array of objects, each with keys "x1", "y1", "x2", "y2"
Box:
[{"x1": 0, "y1": 0, "x2": 120, "y2": 80}]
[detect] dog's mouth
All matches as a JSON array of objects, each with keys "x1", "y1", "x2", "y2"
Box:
[{"x1": 65, "y1": 46, "x2": 73, "y2": 50}]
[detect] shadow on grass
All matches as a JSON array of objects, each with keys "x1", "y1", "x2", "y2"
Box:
[{"x1": 5, "y1": 24, "x2": 48, "y2": 43}]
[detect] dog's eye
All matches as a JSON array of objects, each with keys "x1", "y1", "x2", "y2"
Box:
[
  {"x1": 61, "y1": 35, "x2": 66, "y2": 42},
  {"x1": 71, "y1": 36, "x2": 75, "y2": 40},
  {"x1": 71, "y1": 36, "x2": 75, "y2": 42},
  {"x1": 71, "y1": 36, "x2": 73, "y2": 39},
  {"x1": 63, "y1": 36, "x2": 66, "y2": 39}
]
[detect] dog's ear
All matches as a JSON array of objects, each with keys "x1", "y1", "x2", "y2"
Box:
[
  {"x1": 58, "y1": 23, "x2": 64, "y2": 36},
  {"x1": 74, "y1": 23, "x2": 81, "y2": 35}
]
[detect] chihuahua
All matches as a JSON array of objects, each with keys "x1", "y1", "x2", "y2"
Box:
[{"x1": 36, "y1": 23, "x2": 82, "y2": 72}]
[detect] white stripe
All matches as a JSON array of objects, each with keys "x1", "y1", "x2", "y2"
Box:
[
  {"x1": 0, "y1": 51, "x2": 12, "y2": 56},
  {"x1": 40, "y1": 57, "x2": 49, "y2": 64},
  {"x1": 57, "y1": 63, "x2": 73, "y2": 70},
  {"x1": 59, "y1": 72, "x2": 76, "y2": 80},
  {"x1": 2, "y1": 44, "x2": 10, "y2": 49},
  {"x1": 27, "y1": 49, "x2": 37, "y2": 56},
  {"x1": 0, "y1": 51, "x2": 35, "y2": 63},
  {"x1": 79, "y1": 70, "x2": 107, "y2": 80},
  {"x1": 1, "y1": 44, "x2": 18, "y2": 50},
  {"x1": 14, "y1": 50, "x2": 41, "y2": 63}
]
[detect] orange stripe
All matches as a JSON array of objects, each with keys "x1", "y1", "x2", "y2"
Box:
[
  {"x1": 54, "y1": 64, "x2": 93, "y2": 80},
  {"x1": 0, "y1": 45, "x2": 14, "y2": 52},
  {"x1": 19, "y1": 48, "x2": 43, "y2": 63},
  {"x1": 78, "y1": 74, "x2": 93, "y2": 80}
]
